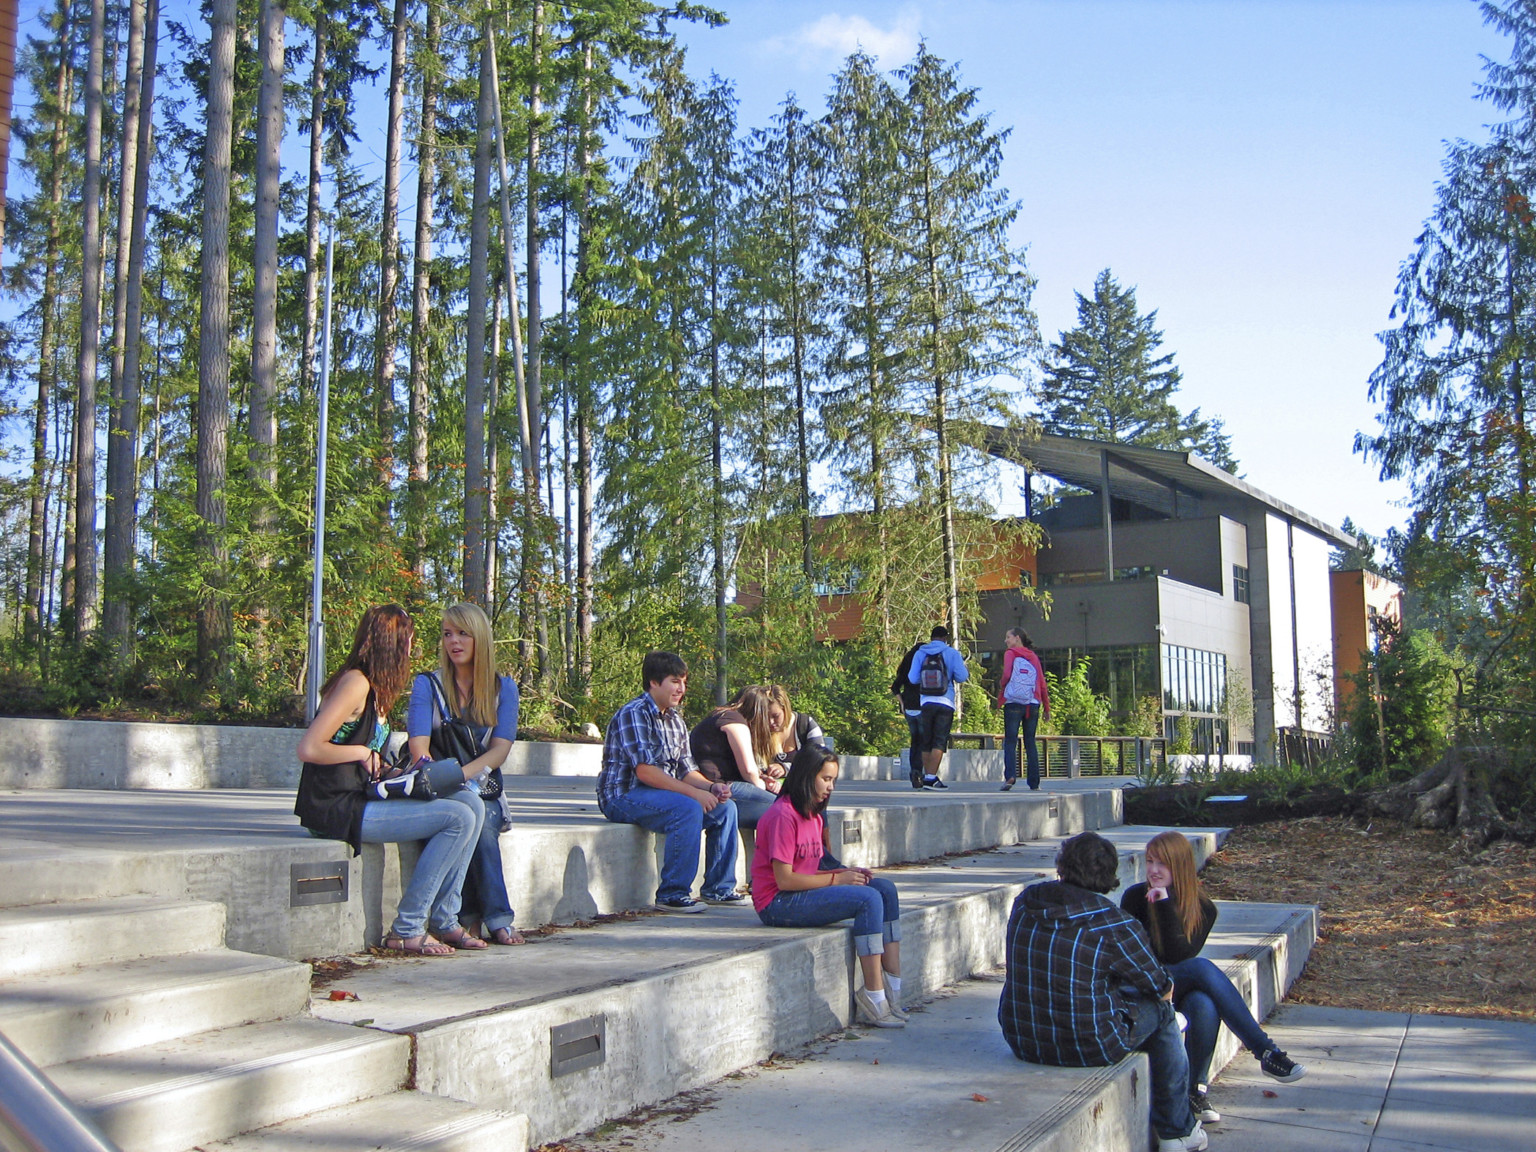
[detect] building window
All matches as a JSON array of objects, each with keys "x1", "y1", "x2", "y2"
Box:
[
  {"x1": 1232, "y1": 565, "x2": 1250, "y2": 604},
  {"x1": 812, "y1": 565, "x2": 862, "y2": 598},
  {"x1": 1161, "y1": 645, "x2": 1228, "y2": 714}
]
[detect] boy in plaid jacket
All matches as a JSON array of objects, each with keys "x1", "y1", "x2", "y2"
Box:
[{"x1": 998, "y1": 832, "x2": 1208, "y2": 1152}]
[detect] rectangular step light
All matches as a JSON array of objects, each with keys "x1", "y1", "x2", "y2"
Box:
[
  {"x1": 551, "y1": 1014, "x2": 606, "y2": 1077},
  {"x1": 290, "y1": 861, "x2": 349, "y2": 907},
  {"x1": 841, "y1": 820, "x2": 862, "y2": 844},
  {"x1": 1047, "y1": 797, "x2": 1060, "y2": 819}
]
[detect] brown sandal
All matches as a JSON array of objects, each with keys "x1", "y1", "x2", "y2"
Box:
[
  {"x1": 436, "y1": 926, "x2": 489, "y2": 950},
  {"x1": 489, "y1": 926, "x2": 525, "y2": 946},
  {"x1": 383, "y1": 933, "x2": 455, "y2": 956}
]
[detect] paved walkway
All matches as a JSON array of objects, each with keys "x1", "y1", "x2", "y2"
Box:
[
  {"x1": 553, "y1": 987, "x2": 1535, "y2": 1152},
  {"x1": 1205, "y1": 1004, "x2": 1536, "y2": 1152}
]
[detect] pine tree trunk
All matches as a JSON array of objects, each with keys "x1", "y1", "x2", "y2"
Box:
[
  {"x1": 301, "y1": 13, "x2": 326, "y2": 397},
  {"x1": 196, "y1": 0, "x2": 237, "y2": 683},
  {"x1": 375, "y1": 0, "x2": 407, "y2": 500},
  {"x1": 73, "y1": 0, "x2": 106, "y2": 637},
  {"x1": 406, "y1": 0, "x2": 437, "y2": 579},
  {"x1": 102, "y1": 0, "x2": 157, "y2": 655},
  {"x1": 27, "y1": 4, "x2": 73, "y2": 643},
  {"x1": 248, "y1": 0, "x2": 282, "y2": 551},
  {"x1": 462, "y1": 21, "x2": 493, "y2": 604},
  {"x1": 486, "y1": 281, "x2": 501, "y2": 608},
  {"x1": 102, "y1": 0, "x2": 145, "y2": 645},
  {"x1": 574, "y1": 40, "x2": 593, "y2": 694},
  {"x1": 525, "y1": 1, "x2": 548, "y2": 683}
]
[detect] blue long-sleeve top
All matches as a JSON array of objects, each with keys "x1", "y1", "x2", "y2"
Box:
[{"x1": 406, "y1": 672, "x2": 520, "y2": 745}]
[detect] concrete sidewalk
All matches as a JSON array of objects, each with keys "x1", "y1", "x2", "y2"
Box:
[
  {"x1": 551, "y1": 993, "x2": 1535, "y2": 1152},
  {"x1": 1204, "y1": 1004, "x2": 1536, "y2": 1152}
]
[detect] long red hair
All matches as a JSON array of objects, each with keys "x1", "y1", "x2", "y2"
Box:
[
  {"x1": 321, "y1": 604, "x2": 415, "y2": 715},
  {"x1": 1145, "y1": 830, "x2": 1204, "y2": 952}
]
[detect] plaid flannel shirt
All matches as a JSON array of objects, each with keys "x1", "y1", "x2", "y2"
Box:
[
  {"x1": 997, "y1": 880, "x2": 1171, "y2": 1067},
  {"x1": 597, "y1": 692, "x2": 696, "y2": 810}
]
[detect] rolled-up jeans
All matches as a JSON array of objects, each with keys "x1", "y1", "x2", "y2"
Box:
[
  {"x1": 758, "y1": 875, "x2": 901, "y2": 957},
  {"x1": 1168, "y1": 955, "x2": 1276, "y2": 1089},
  {"x1": 359, "y1": 787, "x2": 481, "y2": 939},
  {"x1": 1124, "y1": 995, "x2": 1198, "y2": 1140}
]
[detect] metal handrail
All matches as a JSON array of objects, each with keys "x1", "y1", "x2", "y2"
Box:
[{"x1": 0, "y1": 1030, "x2": 121, "y2": 1152}]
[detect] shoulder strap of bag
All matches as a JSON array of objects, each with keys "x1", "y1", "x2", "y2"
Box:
[{"x1": 426, "y1": 671, "x2": 457, "y2": 723}]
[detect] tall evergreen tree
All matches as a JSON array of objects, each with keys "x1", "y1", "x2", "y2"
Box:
[
  {"x1": 892, "y1": 44, "x2": 1038, "y2": 636},
  {"x1": 1038, "y1": 268, "x2": 1236, "y2": 469}
]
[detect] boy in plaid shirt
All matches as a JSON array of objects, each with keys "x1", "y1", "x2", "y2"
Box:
[{"x1": 998, "y1": 832, "x2": 1207, "y2": 1152}]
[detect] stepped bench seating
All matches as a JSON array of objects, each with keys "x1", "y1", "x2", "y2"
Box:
[{"x1": 0, "y1": 776, "x2": 1316, "y2": 1152}]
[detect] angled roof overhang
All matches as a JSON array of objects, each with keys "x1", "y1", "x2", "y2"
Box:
[{"x1": 977, "y1": 427, "x2": 1356, "y2": 549}]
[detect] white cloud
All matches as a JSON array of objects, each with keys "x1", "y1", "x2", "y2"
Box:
[{"x1": 767, "y1": 7, "x2": 922, "y2": 67}]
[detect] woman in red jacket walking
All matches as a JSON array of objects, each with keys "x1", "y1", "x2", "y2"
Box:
[{"x1": 998, "y1": 628, "x2": 1049, "y2": 791}]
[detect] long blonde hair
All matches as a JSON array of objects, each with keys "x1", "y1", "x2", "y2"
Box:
[
  {"x1": 1145, "y1": 830, "x2": 1204, "y2": 952},
  {"x1": 437, "y1": 602, "x2": 500, "y2": 727},
  {"x1": 721, "y1": 685, "x2": 782, "y2": 767}
]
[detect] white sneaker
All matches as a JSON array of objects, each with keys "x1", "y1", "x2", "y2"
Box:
[
  {"x1": 1157, "y1": 1120, "x2": 1207, "y2": 1152},
  {"x1": 884, "y1": 993, "x2": 909, "y2": 1022},
  {"x1": 853, "y1": 988, "x2": 905, "y2": 1028}
]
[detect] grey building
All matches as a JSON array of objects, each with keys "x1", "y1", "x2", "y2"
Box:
[{"x1": 977, "y1": 432, "x2": 1353, "y2": 762}]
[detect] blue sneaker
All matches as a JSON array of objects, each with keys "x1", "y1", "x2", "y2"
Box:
[{"x1": 702, "y1": 892, "x2": 748, "y2": 906}]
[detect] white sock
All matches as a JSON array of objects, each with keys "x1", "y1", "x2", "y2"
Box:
[
  {"x1": 885, "y1": 974, "x2": 902, "y2": 998},
  {"x1": 864, "y1": 988, "x2": 887, "y2": 1007}
]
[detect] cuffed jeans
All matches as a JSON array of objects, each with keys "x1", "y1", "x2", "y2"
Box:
[
  {"x1": 602, "y1": 785, "x2": 739, "y2": 902},
  {"x1": 1168, "y1": 955, "x2": 1276, "y2": 1089},
  {"x1": 726, "y1": 781, "x2": 777, "y2": 829},
  {"x1": 1003, "y1": 702, "x2": 1041, "y2": 789},
  {"x1": 359, "y1": 787, "x2": 481, "y2": 939},
  {"x1": 461, "y1": 796, "x2": 516, "y2": 933},
  {"x1": 758, "y1": 875, "x2": 901, "y2": 957},
  {"x1": 1125, "y1": 996, "x2": 1198, "y2": 1140}
]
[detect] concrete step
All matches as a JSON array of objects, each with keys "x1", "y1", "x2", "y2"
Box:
[
  {"x1": 47, "y1": 1018, "x2": 412, "y2": 1152},
  {"x1": 0, "y1": 948, "x2": 311, "y2": 1066},
  {"x1": 196, "y1": 1091, "x2": 529, "y2": 1152},
  {"x1": 305, "y1": 825, "x2": 1296, "y2": 1149},
  {"x1": 0, "y1": 895, "x2": 228, "y2": 978}
]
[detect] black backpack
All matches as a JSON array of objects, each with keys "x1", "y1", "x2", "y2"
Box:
[{"x1": 918, "y1": 651, "x2": 950, "y2": 695}]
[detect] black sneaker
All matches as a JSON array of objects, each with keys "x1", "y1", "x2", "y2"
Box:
[
  {"x1": 701, "y1": 891, "x2": 748, "y2": 906},
  {"x1": 1000, "y1": 779, "x2": 1016, "y2": 791},
  {"x1": 910, "y1": 764, "x2": 924, "y2": 789},
  {"x1": 1189, "y1": 1089, "x2": 1220, "y2": 1124},
  {"x1": 1259, "y1": 1047, "x2": 1306, "y2": 1083},
  {"x1": 924, "y1": 776, "x2": 948, "y2": 789},
  {"x1": 654, "y1": 896, "x2": 706, "y2": 914}
]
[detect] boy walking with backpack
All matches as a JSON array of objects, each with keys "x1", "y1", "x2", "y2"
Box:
[
  {"x1": 906, "y1": 625, "x2": 969, "y2": 789},
  {"x1": 998, "y1": 628, "x2": 1050, "y2": 791}
]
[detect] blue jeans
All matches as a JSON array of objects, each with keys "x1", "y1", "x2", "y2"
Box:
[
  {"x1": 727, "y1": 781, "x2": 777, "y2": 829},
  {"x1": 905, "y1": 712, "x2": 923, "y2": 782},
  {"x1": 602, "y1": 784, "x2": 739, "y2": 902},
  {"x1": 1125, "y1": 995, "x2": 1198, "y2": 1140},
  {"x1": 359, "y1": 787, "x2": 481, "y2": 939},
  {"x1": 461, "y1": 797, "x2": 515, "y2": 933},
  {"x1": 1003, "y1": 702, "x2": 1041, "y2": 788},
  {"x1": 758, "y1": 875, "x2": 901, "y2": 957},
  {"x1": 1168, "y1": 956, "x2": 1276, "y2": 1089}
]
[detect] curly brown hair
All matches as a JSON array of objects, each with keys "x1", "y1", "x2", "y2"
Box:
[{"x1": 322, "y1": 604, "x2": 415, "y2": 715}]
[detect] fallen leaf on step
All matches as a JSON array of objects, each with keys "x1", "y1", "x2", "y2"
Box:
[
  {"x1": 871, "y1": 1060, "x2": 879, "y2": 1065},
  {"x1": 971, "y1": 1094, "x2": 989, "y2": 1103},
  {"x1": 328, "y1": 990, "x2": 360, "y2": 1001},
  {"x1": 1262, "y1": 1090, "x2": 1278, "y2": 1098}
]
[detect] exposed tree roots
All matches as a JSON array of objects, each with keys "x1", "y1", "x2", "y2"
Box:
[{"x1": 1363, "y1": 747, "x2": 1535, "y2": 850}]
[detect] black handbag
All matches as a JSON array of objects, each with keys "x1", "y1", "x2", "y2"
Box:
[{"x1": 425, "y1": 672, "x2": 504, "y2": 802}]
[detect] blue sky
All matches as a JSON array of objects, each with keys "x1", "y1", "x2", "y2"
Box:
[
  {"x1": 674, "y1": 0, "x2": 1508, "y2": 540},
  {"x1": 5, "y1": 0, "x2": 1508, "y2": 545}
]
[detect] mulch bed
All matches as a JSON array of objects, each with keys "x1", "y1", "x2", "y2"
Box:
[
  {"x1": 1199, "y1": 815, "x2": 1536, "y2": 1022},
  {"x1": 1123, "y1": 784, "x2": 1357, "y2": 828}
]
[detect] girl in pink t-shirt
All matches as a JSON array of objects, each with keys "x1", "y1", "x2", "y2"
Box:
[{"x1": 751, "y1": 744, "x2": 907, "y2": 1029}]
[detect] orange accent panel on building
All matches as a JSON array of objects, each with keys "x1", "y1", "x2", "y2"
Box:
[{"x1": 1330, "y1": 569, "x2": 1403, "y2": 715}]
